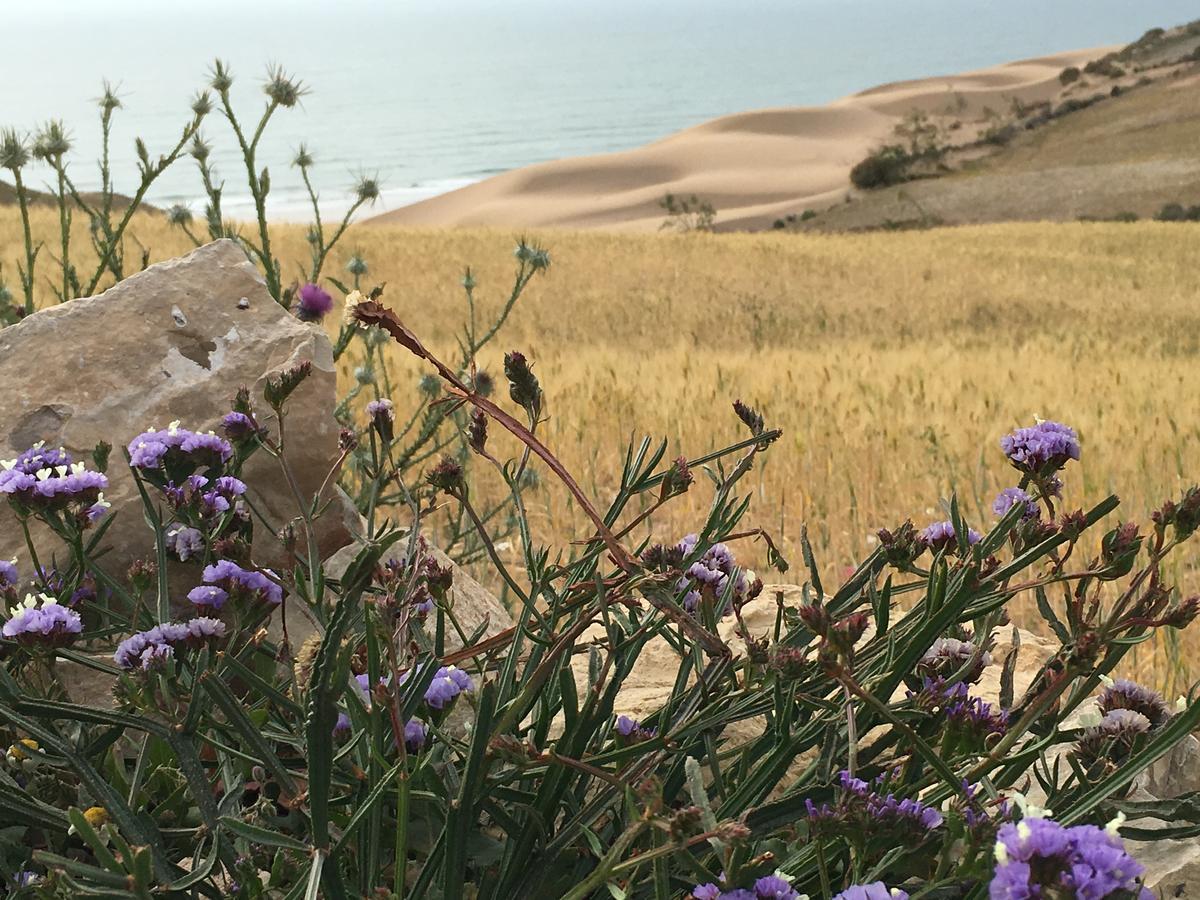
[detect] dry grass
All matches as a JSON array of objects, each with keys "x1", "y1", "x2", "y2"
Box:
[{"x1": 4, "y1": 208, "x2": 1200, "y2": 689}]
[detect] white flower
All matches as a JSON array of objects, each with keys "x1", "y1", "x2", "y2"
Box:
[
  {"x1": 1098, "y1": 673, "x2": 1115, "y2": 688},
  {"x1": 994, "y1": 840, "x2": 1009, "y2": 864},
  {"x1": 1007, "y1": 791, "x2": 1052, "y2": 820},
  {"x1": 1105, "y1": 811, "x2": 1126, "y2": 835},
  {"x1": 1176, "y1": 695, "x2": 1189, "y2": 713},
  {"x1": 344, "y1": 289, "x2": 368, "y2": 326}
]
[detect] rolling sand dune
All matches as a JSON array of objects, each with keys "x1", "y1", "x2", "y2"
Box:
[{"x1": 367, "y1": 47, "x2": 1109, "y2": 231}]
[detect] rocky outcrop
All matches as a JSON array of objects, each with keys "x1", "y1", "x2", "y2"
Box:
[{"x1": 0, "y1": 240, "x2": 351, "y2": 599}]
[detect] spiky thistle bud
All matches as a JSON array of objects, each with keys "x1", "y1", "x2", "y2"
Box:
[
  {"x1": 191, "y1": 91, "x2": 213, "y2": 118},
  {"x1": 32, "y1": 121, "x2": 71, "y2": 160},
  {"x1": 354, "y1": 174, "x2": 380, "y2": 203},
  {"x1": 263, "y1": 65, "x2": 306, "y2": 108},
  {"x1": 0, "y1": 129, "x2": 30, "y2": 171},
  {"x1": 292, "y1": 144, "x2": 314, "y2": 169},
  {"x1": 167, "y1": 204, "x2": 194, "y2": 227},
  {"x1": 209, "y1": 60, "x2": 233, "y2": 93},
  {"x1": 346, "y1": 254, "x2": 369, "y2": 277}
]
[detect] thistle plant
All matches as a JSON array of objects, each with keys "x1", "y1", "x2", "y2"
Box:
[
  {"x1": 2, "y1": 257, "x2": 1198, "y2": 897},
  {"x1": 2, "y1": 63, "x2": 372, "y2": 316},
  {"x1": 199, "y1": 61, "x2": 308, "y2": 304}
]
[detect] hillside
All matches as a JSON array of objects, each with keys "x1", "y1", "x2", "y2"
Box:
[{"x1": 799, "y1": 64, "x2": 1200, "y2": 231}]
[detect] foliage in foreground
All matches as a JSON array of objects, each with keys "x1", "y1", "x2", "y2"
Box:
[{"x1": 0, "y1": 279, "x2": 1199, "y2": 898}]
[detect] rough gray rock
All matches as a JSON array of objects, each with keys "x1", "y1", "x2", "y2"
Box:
[{"x1": 0, "y1": 240, "x2": 352, "y2": 603}]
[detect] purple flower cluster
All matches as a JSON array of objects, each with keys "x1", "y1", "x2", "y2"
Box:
[
  {"x1": 692, "y1": 875, "x2": 800, "y2": 900},
  {"x1": 992, "y1": 487, "x2": 1039, "y2": 521},
  {"x1": 380, "y1": 546, "x2": 453, "y2": 616},
  {"x1": 0, "y1": 444, "x2": 109, "y2": 518},
  {"x1": 833, "y1": 885, "x2": 909, "y2": 900},
  {"x1": 615, "y1": 715, "x2": 656, "y2": 743},
  {"x1": 675, "y1": 534, "x2": 755, "y2": 616},
  {"x1": 1098, "y1": 679, "x2": 1170, "y2": 729},
  {"x1": 807, "y1": 770, "x2": 943, "y2": 837},
  {"x1": 162, "y1": 473, "x2": 247, "y2": 520},
  {"x1": 165, "y1": 525, "x2": 205, "y2": 562},
  {"x1": 1000, "y1": 420, "x2": 1080, "y2": 475},
  {"x1": 198, "y1": 560, "x2": 282, "y2": 606},
  {"x1": 2, "y1": 596, "x2": 82, "y2": 646},
  {"x1": 423, "y1": 665, "x2": 474, "y2": 710},
  {"x1": 221, "y1": 411, "x2": 260, "y2": 442},
  {"x1": 128, "y1": 422, "x2": 232, "y2": 474},
  {"x1": 920, "y1": 520, "x2": 982, "y2": 555},
  {"x1": 296, "y1": 282, "x2": 334, "y2": 321},
  {"x1": 0, "y1": 559, "x2": 17, "y2": 589},
  {"x1": 943, "y1": 687, "x2": 1009, "y2": 744},
  {"x1": 114, "y1": 617, "x2": 226, "y2": 670},
  {"x1": 990, "y1": 818, "x2": 1150, "y2": 899}
]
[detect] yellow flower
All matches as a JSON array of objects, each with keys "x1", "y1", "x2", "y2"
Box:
[
  {"x1": 83, "y1": 806, "x2": 109, "y2": 828},
  {"x1": 8, "y1": 738, "x2": 37, "y2": 761}
]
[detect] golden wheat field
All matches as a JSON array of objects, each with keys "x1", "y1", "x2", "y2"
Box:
[{"x1": 4, "y1": 207, "x2": 1200, "y2": 689}]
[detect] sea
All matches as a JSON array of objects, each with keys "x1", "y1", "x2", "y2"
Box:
[{"x1": 3, "y1": 0, "x2": 1195, "y2": 221}]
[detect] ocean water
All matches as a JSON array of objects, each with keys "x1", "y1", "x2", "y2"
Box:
[{"x1": 3, "y1": 0, "x2": 1195, "y2": 221}]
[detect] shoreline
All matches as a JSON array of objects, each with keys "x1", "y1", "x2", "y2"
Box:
[{"x1": 364, "y1": 46, "x2": 1113, "y2": 232}]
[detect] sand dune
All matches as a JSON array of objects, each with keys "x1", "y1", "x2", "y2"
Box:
[{"x1": 367, "y1": 47, "x2": 1109, "y2": 232}]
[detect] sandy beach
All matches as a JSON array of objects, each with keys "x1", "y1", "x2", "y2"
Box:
[{"x1": 367, "y1": 47, "x2": 1109, "y2": 231}]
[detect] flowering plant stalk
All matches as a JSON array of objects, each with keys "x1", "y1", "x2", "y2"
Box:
[{"x1": 1, "y1": 280, "x2": 1198, "y2": 899}]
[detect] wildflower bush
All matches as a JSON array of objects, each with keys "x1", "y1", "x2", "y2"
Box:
[{"x1": 2, "y1": 263, "x2": 1200, "y2": 898}]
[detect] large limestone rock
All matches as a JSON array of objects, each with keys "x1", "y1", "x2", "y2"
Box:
[{"x1": 0, "y1": 240, "x2": 351, "y2": 596}]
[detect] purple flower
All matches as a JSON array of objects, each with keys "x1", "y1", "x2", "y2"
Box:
[
  {"x1": 166, "y1": 526, "x2": 205, "y2": 562},
  {"x1": 424, "y1": 665, "x2": 473, "y2": 710},
  {"x1": 992, "y1": 487, "x2": 1039, "y2": 521},
  {"x1": 113, "y1": 618, "x2": 225, "y2": 669},
  {"x1": 187, "y1": 585, "x2": 228, "y2": 611},
  {"x1": 221, "y1": 411, "x2": 259, "y2": 441},
  {"x1": 127, "y1": 423, "x2": 232, "y2": 475},
  {"x1": 1098, "y1": 679, "x2": 1169, "y2": 729},
  {"x1": 807, "y1": 770, "x2": 942, "y2": 836},
  {"x1": 2, "y1": 598, "x2": 82, "y2": 646},
  {"x1": 212, "y1": 476, "x2": 247, "y2": 497},
  {"x1": 920, "y1": 520, "x2": 982, "y2": 555},
  {"x1": 1000, "y1": 420, "x2": 1080, "y2": 475},
  {"x1": 752, "y1": 875, "x2": 800, "y2": 899},
  {"x1": 140, "y1": 643, "x2": 174, "y2": 671},
  {"x1": 674, "y1": 534, "x2": 754, "y2": 617},
  {"x1": 296, "y1": 282, "x2": 334, "y2": 321},
  {"x1": 333, "y1": 712, "x2": 352, "y2": 738},
  {"x1": 990, "y1": 818, "x2": 1147, "y2": 899},
  {"x1": 615, "y1": 714, "x2": 656, "y2": 742},
  {"x1": 0, "y1": 448, "x2": 108, "y2": 514},
  {"x1": 833, "y1": 885, "x2": 908, "y2": 900},
  {"x1": 202, "y1": 560, "x2": 282, "y2": 605},
  {"x1": 184, "y1": 616, "x2": 227, "y2": 643},
  {"x1": 692, "y1": 886, "x2": 723, "y2": 900},
  {"x1": 402, "y1": 718, "x2": 427, "y2": 753},
  {"x1": 0, "y1": 559, "x2": 17, "y2": 588}
]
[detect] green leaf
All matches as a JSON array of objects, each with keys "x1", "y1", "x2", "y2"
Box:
[{"x1": 219, "y1": 815, "x2": 309, "y2": 852}]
